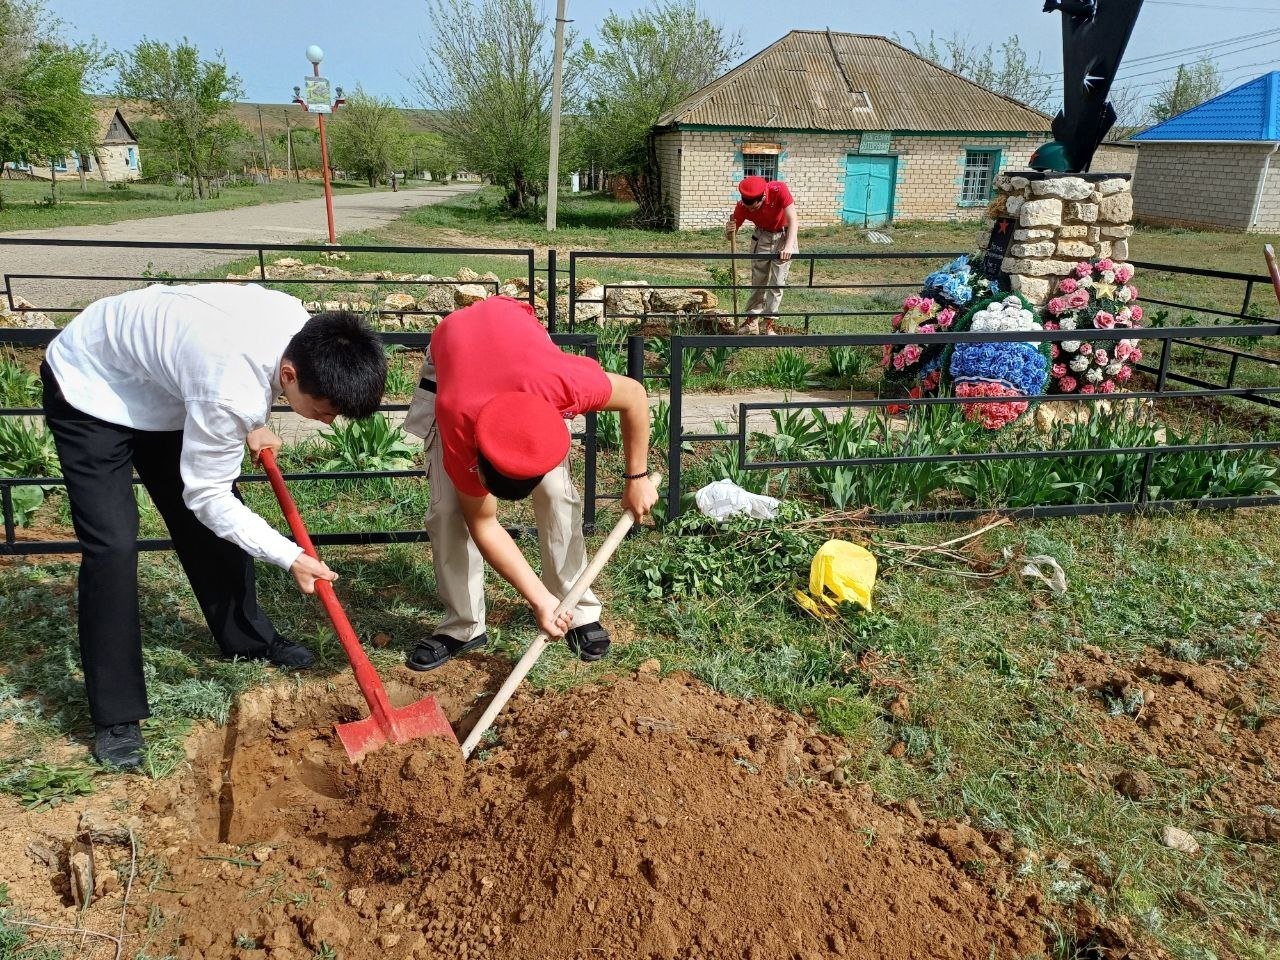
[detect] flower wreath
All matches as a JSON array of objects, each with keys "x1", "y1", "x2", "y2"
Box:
[
  {"x1": 882, "y1": 255, "x2": 1001, "y2": 398},
  {"x1": 1044, "y1": 258, "x2": 1144, "y2": 396},
  {"x1": 944, "y1": 293, "x2": 1051, "y2": 430}
]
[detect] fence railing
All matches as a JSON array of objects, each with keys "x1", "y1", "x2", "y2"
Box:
[
  {"x1": 2, "y1": 239, "x2": 1278, "y2": 554},
  {"x1": 660, "y1": 324, "x2": 1280, "y2": 523}
]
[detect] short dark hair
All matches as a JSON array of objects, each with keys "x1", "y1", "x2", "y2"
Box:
[
  {"x1": 476, "y1": 449, "x2": 543, "y2": 501},
  {"x1": 283, "y1": 311, "x2": 386, "y2": 419}
]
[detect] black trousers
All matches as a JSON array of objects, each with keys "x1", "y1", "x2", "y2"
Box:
[{"x1": 40, "y1": 362, "x2": 280, "y2": 726}]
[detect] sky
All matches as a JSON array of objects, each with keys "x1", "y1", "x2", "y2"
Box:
[{"x1": 43, "y1": 0, "x2": 1280, "y2": 108}]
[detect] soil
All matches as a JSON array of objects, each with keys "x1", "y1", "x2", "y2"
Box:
[
  {"x1": 2, "y1": 656, "x2": 1147, "y2": 960},
  {"x1": 1058, "y1": 622, "x2": 1280, "y2": 844}
]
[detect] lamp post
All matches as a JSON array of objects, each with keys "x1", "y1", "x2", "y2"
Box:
[{"x1": 292, "y1": 45, "x2": 346, "y2": 244}]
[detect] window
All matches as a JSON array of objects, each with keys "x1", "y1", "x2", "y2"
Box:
[
  {"x1": 960, "y1": 149, "x2": 1000, "y2": 206},
  {"x1": 52, "y1": 156, "x2": 67, "y2": 172},
  {"x1": 743, "y1": 153, "x2": 777, "y2": 181},
  {"x1": 127, "y1": 147, "x2": 138, "y2": 170}
]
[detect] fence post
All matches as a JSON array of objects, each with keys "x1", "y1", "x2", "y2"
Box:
[
  {"x1": 2, "y1": 484, "x2": 13, "y2": 550},
  {"x1": 547, "y1": 248, "x2": 558, "y2": 333},
  {"x1": 582, "y1": 338, "x2": 598, "y2": 533},
  {"x1": 567, "y1": 252, "x2": 577, "y2": 333},
  {"x1": 627, "y1": 334, "x2": 645, "y2": 383},
  {"x1": 1137, "y1": 335, "x2": 1174, "y2": 505},
  {"x1": 666, "y1": 334, "x2": 684, "y2": 521},
  {"x1": 258, "y1": 248, "x2": 267, "y2": 281}
]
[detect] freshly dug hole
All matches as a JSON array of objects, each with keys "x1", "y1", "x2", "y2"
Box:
[{"x1": 155, "y1": 666, "x2": 1058, "y2": 960}]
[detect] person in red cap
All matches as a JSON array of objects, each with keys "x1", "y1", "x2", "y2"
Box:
[
  {"x1": 725, "y1": 174, "x2": 799, "y2": 335},
  {"x1": 402, "y1": 295, "x2": 658, "y2": 670}
]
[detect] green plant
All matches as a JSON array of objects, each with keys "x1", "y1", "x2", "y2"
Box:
[
  {"x1": 0, "y1": 418, "x2": 59, "y2": 478},
  {"x1": 826, "y1": 346, "x2": 873, "y2": 385},
  {"x1": 0, "y1": 358, "x2": 41, "y2": 408},
  {"x1": 760, "y1": 349, "x2": 817, "y2": 390},
  {"x1": 316, "y1": 414, "x2": 417, "y2": 472},
  {"x1": 649, "y1": 399, "x2": 691, "y2": 455},
  {"x1": 595, "y1": 410, "x2": 622, "y2": 450},
  {"x1": 0, "y1": 760, "x2": 97, "y2": 810},
  {"x1": 0, "y1": 911, "x2": 64, "y2": 960},
  {"x1": 382, "y1": 346, "x2": 418, "y2": 398}
]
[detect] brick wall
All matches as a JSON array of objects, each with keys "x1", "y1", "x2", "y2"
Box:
[
  {"x1": 655, "y1": 128, "x2": 1047, "y2": 231},
  {"x1": 95, "y1": 145, "x2": 141, "y2": 183},
  {"x1": 1093, "y1": 143, "x2": 1139, "y2": 177},
  {"x1": 1132, "y1": 142, "x2": 1269, "y2": 231}
]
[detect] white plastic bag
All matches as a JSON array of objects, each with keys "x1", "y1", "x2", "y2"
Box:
[{"x1": 694, "y1": 479, "x2": 780, "y2": 522}]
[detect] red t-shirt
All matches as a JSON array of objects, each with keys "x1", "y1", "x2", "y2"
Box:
[
  {"x1": 430, "y1": 296, "x2": 613, "y2": 497},
  {"x1": 732, "y1": 180, "x2": 794, "y2": 233}
]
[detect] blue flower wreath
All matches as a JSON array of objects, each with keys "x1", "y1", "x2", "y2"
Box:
[{"x1": 949, "y1": 341, "x2": 1049, "y2": 395}]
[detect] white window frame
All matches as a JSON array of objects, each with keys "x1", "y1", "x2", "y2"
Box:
[
  {"x1": 742, "y1": 153, "x2": 778, "y2": 181},
  {"x1": 960, "y1": 149, "x2": 1000, "y2": 206}
]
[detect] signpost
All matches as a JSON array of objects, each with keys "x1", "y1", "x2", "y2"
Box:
[{"x1": 292, "y1": 46, "x2": 346, "y2": 244}]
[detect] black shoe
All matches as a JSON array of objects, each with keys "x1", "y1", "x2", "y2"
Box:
[
  {"x1": 93, "y1": 723, "x2": 144, "y2": 770},
  {"x1": 406, "y1": 633, "x2": 489, "y2": 672},
  {"x1": 265, "y1": 636, "x2": 316, "y2": 669},
  {"x1": 565, "y1": 622, "x2": 611, "y2": 662}
]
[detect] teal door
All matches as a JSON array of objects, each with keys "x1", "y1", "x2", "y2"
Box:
[{"x1": 843, "y1": 155, "x2": 896, "y2": 226}]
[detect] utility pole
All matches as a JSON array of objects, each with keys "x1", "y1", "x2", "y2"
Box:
[
  {"x1": 285, "y1": 113, "x2": 296, "y2": 182},
  {"x1": 257, "y1": 105, "x2": 271, "y2": 181},
  {"x1": 545, "y1": 0, "x2": 568, "y2": 231}
]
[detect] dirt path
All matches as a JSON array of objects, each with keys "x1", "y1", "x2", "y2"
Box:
[{"x1": 0, "y1": 184, "x2": 481, "y2": 311}]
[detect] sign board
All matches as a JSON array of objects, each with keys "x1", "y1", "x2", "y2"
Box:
[
  {"x1": 303, "y1": 76, "x2": 332, "y2": 114},
  {"x1": 981, "y1": 217, "x2": 1016, "y2": 284},
  {"x1": 742, "y1": 142, "x2": 781, "y2": 156},
  {"x1": 858, "y1": 131, "x2": 892, "y2": 154}
]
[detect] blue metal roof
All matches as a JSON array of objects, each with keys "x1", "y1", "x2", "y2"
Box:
[{"x1": 1133, "y1": 71, "x2": 1280, "y2": 141}]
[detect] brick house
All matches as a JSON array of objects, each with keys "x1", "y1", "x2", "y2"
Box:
[
  {"x1": 1130, "y1": 72, "x2": 1280, "y2": 232},
  {"x1": 652, "y1": 30, "x2": 1053, "y2": 231},
  {"x1": 7, "y1": 106, "x2": 141, "y2": 183}
]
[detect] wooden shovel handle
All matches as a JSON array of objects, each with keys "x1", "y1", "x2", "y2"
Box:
[{"x1": 460, "y1": 474, "x2": 661, "y2": 758}]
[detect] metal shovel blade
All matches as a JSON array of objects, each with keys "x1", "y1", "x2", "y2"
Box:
[{"x1": 335, "y1": 693, "x2": 457, "y2": 764}]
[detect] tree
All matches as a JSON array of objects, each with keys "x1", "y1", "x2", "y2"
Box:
[
  {"x1": 902, "y1": 31, "x2": 1055, "y2": 113},
  {"x1": 413, "y1": 0, "x2": 575, "y2": 213},
  {"x1": 326, "y1": 86, "x2": 409, "y2": 186},
  {"x1": 575, "y1": 0, "x2": 739, "y2": 227},
  {"x1": 0, "y1": 0, "x2": 99, "y2": 205},
  {"x1": 1149, "y1": 56, "x2": 1223, "y2": 124},
  {"x1": 114, "y1": 38, "x2": 244, "y2": 198},
  {"x1": 408, "y1": 131, "x2": 460, "y2": 182}
]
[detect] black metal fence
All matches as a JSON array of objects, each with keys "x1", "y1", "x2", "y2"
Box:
[
  {"x1": 0, "y1": 239, "x2": 589, "y2": 555},
  {"x1": 659, "y1": 324, "x2": 1280, "y2": 522},
  {"x1": 2, "y1": 238, "x2": 1278, "y2": 555}
]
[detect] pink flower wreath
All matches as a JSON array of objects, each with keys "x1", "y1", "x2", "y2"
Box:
[{"x1": 1043, "y1": 258, "x2": 1144, "y2": 396}]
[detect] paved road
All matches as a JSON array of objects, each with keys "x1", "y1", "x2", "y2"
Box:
[{"x1": 0, "y1": 183, "x2": 480, "y2": 312}]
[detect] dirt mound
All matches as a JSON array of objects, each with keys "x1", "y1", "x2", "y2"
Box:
[
  {"x1": 142, "y1": 664, "x2": 1055, "y2": 960},
  {"x1": 1059, "y1": 632, "x2": 1280, "y2": 843}
]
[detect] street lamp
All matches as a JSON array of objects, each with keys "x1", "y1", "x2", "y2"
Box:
[{"x1": 291, "y1": 45, "x2": 347, "y2": 244}]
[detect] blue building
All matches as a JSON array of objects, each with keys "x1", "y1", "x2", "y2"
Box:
[{"x1": 1131, "y1": 72, "x2": 1280, "y2": 232}]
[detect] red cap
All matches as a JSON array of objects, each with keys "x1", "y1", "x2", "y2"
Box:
[
  {"x1": 475, "y1": 392, "x2": 569, "y2": 480},
  {"x1": 738, "y1": 175, "x2": 767, "y2": 200}
]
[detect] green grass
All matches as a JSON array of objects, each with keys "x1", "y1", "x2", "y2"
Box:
[{"x1": 0, "y1": 177, "x2": 382, "y2": 232}]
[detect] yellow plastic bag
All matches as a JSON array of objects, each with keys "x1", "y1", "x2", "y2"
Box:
[{"x1": 794, "y1": 539, "x2": 877, "y2": 617}]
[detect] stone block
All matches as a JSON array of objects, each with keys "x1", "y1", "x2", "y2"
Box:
[
  {"x1": 1013, "y1": 228, "x2": 1054, "y2": 241},
  {"x1": 1065, "y1": 201, "x2": 1099, "y2": 223},
  {"x1": 1100, "y1": 225, "x2": 1134, "y2": 239},
  {"x1": 1057, "y1": 240, "x2": 1097, "y2": 259},
  {"x1": 1112, "y1": 239, "x2": 1130, "y2": 261},
  {"x1": 1097, "y1": 178, "x2": 1130, "y2": 196},
  {"x1": 1097, "y1": 241, "x2": 1113, "y2": 259},
  {"x1": 1009, "y1": 240, "x2": 1057, "y2": 258},
  {"x1": 1087, "y1": 226, "x2": 1101, "y2": 242},
  {"x1": 1030, "y1": 177, "x2": 1094, "y2": 200},
  {"x1": 1020, "y1": 198, "x2": 1063, "y2": 227},
  {"x1": 1008, "y1": 274, "x2": 1052, "y2": 303},
  {"x1": 1006, "y1": 195, "x2": 1025, "y2": 216},
  {"x1": 1098, "y1": 192, "x2": 1134, "y2": 223},
  {"x1": 1059, "y1": 225, "x2": 1089, "y2": 239},
  {"x1": 1008, "y1": 176, "x2": 1030, "y2": 191},
  {"x1": 1003, "y1": 257, "x2": 1072, "y2": 277}
]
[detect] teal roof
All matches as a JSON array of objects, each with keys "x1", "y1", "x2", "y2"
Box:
[{"x1": 1133, "y1": 71, "x2": 1280, "y2": 142}]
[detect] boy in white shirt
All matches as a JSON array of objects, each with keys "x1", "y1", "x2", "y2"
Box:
[{"x1": 41, "y1": 283, "x2": 387, "y2": 769}]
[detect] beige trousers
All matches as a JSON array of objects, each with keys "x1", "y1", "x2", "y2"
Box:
[
  {"x1": 743, "y1": 228, "x2": 792, "y2": 324},
  {"x1": 403, "y1": 358, "x2": 601, "y2": 642}
]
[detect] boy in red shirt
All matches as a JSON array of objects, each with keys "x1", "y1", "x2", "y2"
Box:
[
  {"x1": 725, "y1": 175, "x2": 800, "y2": 335},
  {"x1": 402, "y1": 296, "x2": 657, "y2": 668}
]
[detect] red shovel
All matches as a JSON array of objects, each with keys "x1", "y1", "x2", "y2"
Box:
[{"x1": 259, "y1": 447, "x2": 456, "y2": 761}]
